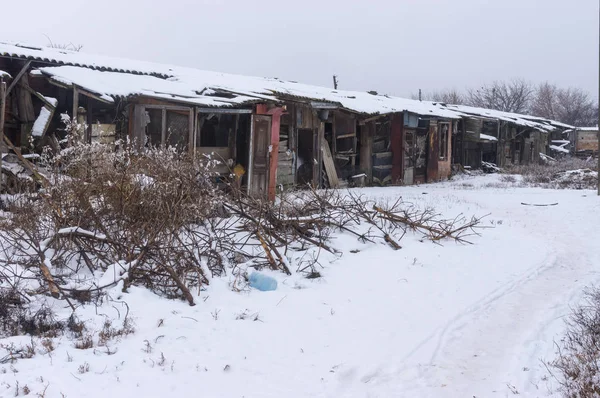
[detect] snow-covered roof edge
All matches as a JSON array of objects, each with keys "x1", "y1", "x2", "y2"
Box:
[
  {"x1": 436, "y1": 103, "x2": 573, "y2": 132},
  {"x1": 1, "y1": 41, "x2": 571, "y2": 126}
]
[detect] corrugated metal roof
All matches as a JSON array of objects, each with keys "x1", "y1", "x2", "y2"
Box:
[
  {"x1": 438, "y1": 104, "x2": 573, "y2": 131},
  {"x1": 0, "y1": 41, "x2": 457, "y2": 117},
  {"x1": 0, "y1": 41, "x2": 571, "y2": 129},
  {"x1": 0, "y1": 42, "x2": 172, "y2": 77},
  {"x1": 39, "y1": 66, "x2": 259, "y2": 108}
]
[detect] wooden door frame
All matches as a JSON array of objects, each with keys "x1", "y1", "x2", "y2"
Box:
[
  {"x1": 255, "y1": 104, "x2": 285, "y2": 200},
  {"x1": 247, "y1": 113, "x2": 276, "y2": 198}
]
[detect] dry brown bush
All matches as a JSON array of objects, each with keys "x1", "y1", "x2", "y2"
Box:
[
  {"x1": 0, "y1": 123, "x2": 487, "y2": 345},
  {"x1": 505, "y1": 158, "x2": 598, "y2": 189},
  {"x1": 548, "y1": 287, "x2": 600, "y2": 397}
]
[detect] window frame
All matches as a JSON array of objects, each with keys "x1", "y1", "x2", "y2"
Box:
[{"x1": 134, "y1": 104, "x2": 194, "y2": 153}]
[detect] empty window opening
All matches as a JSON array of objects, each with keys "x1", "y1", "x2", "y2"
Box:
[
  {"x1": 439, "y1": 123, "x2": 449, "y2": 160},
  {"x1": 297, "y1": 129, "x2": 314, "y2": 186}
]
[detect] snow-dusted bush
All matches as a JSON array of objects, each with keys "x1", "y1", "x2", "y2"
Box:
[
  {"x1": 505, "y1": 158, "x2": 598, "y2": 189},
  {"x1": 549, "y1": 287, "x2": 600, "y2": 397},
  {"x1": 0, "y1": 140, "x2": 228, "y2": 312}
]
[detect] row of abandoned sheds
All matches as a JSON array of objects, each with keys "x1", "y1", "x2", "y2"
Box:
[{"x1": 0, "y1": 41, "x2": 574, "y2": 199}]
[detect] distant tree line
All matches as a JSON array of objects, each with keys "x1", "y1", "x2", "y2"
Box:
[{"x1": 413, "y1": 79, "x2": 598, "y2": 127}]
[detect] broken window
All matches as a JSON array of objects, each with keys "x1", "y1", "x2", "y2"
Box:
[
  {"x1": 439, "y1": 123, "x2": 449, "y2": 160},
  {"x1": 135, "y1": 105, "x2": 192, "y2": 151},
  {"x1": 166, "y1": 110, "x2": 190, "y2": 151},
  {"x1": 145, "y1": 109, "x2": 163, "y2": 147},
  {"x1": 198, "y1": 114, "x2": 234, "y2": 147}
]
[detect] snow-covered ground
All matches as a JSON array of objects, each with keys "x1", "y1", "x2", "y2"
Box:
[{"x1": 1, "y1": 174, "x2": 599, "y2": 398}]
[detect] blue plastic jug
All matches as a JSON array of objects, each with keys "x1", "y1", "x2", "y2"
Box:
[{"x1": 248, "y1": 272, "x2": 277, "y2": 291}]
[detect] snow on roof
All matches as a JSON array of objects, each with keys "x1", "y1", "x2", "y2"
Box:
[
  {"x1": 577, "y1": 126, "x2": 598, "y2": 131},
  {"x1": 0, "y1": 69, "x2": 10, "y2": 78},
  {"x1": 549, "y1": 144, "x2": 570, "y2": 154},
  {"x1": 39, "y1": 64, "x2": 461, "y2": 117},
  {"x1": 479, "y1": 133, "x2": 498, "y2": 142},
  {"x1": 38, "y1": 66, "x2": 260, "y2": 107},
  {"x1": 0, "y1": 41, "x2": 558, "y2": 124},
  {"x1": 0, "y1": 41, "x2": 174, "y2": 77},
  {"x1": 0, "y1": 41, "x2": 456, "y2": 116},
  {"x1": 437, "y1": 104, "x2": 572, "y2": 132}
]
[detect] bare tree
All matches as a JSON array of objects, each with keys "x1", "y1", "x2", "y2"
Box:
[
  {"x1": 411, "y1": 89, "x2": 465, "y2": 105},
  {"x1": 467, "y1": 79, "x2": 534, "y2": 113},
  {"x1": 530, "y1": 82, "x2": 558, "y2": 120},
  {"x1": 555, "y1": 87, "x2": 598, "y2": 127},
  {"x1": 531, "y1": 82, "x2": 598, "y2": 126}
]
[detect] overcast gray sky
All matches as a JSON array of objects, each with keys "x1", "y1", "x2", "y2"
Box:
[{"x1": 2, "y1": 0, "x2": 598, "y2": 98}]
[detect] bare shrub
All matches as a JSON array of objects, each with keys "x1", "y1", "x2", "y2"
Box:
[
  {"x1": 40, "y1": 339, "x2": 54, "y2": 354},
  {"x1": 97, "y1": 318, "x2": 134, "y2": 347},
  {"x1": 77, "y1": 362, "x2": 90, "y2": 374},
  {"x1": 1, "y1": 145, "x2": 486, "y2": 309},
  {"x1": 73, "y1": 335, "x2": 93, "y2": 350},
  {"x1": 0, "y1": 297, "x2": 63, "y2": 339},
  {"x1": 0, "y1": 341, "x2": 36, "y2": 364},
  {"x1": 506, "y1": 158, "x2": 598, "y2": 190},
  {"x1": 1, "y1": 139, "x2": 225, "y2": 307},
  {"x1": 66, "y1": 315, "x2": 85, "y2": 338},
  {"x1": 499, "y1": 175, "x2": 517, "y2": 184},
  {"x1": 548, "y1": 287, "x2": 600, "y2": 397}
]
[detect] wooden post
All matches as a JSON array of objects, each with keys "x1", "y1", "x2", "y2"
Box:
[
  {"x1": 314, "y1": 120, "x2": 325, "y2": 188},
  {"x1": 360, "y1": 121, "x2": 373, "y2": 184},
  {"x1": 86, "y1": 98, "x2": 93, "y2": 144},
  {"x1": 5, "y1": 61, "x2": 31, "y2": 97},
  {"x1": 332, "y1": 112, "x2": 337, "y2": 155},
  {"x1": 390, "y1": 113, "x2": 403, "y2": 183},
  {"x1": 230, "y1": 114, "x2": 239, "y2": 161},
  {"x1": 496, "y1": 120, "x2": 502, "y2": 167},
  {"x1": 0, "y1": 80, "x2": 6, "y2": 186},
  {"x1": 72, "y1": 87, "x2": 79, "y2": 143},
  {"x1": 267, "y1": 109, "x2": 283, "y2": 201},
  {"x1": 188, "y1": 108, "x2": 194, "y2": 155},
  {"x1": 461, "y1": 118, "x2": 467, "y2": 167},
  {"x1": 161, "y1": 108, "x2": 167, "y2": 147}
]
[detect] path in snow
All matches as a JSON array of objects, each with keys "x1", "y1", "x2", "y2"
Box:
[{"x1": 361, "y1": 184, "x2": 600, "y2": 397}]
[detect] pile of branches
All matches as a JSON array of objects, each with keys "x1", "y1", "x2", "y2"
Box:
[
  {"x1": 229, "y1": 188, "x2": 484, "y2": 272},
  {"x1": 0, "y1": 140, "x2": 485, "y2": 320}
]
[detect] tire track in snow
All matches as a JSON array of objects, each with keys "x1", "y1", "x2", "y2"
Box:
[
  {"x1": 410, "y1": 248, "x2": 597, "y2": 397},
  {"x1": 399, "y1": 249, "x2": 559, "y2": 366},
  {"x1": 368, "y1": 192, "x2": 600, "y2": 397}
]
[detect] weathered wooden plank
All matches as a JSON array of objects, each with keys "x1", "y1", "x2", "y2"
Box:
[
  {"x1": 17, "y1": 74, "x2": 35, "y2": 122},
  {"x1": 230, "y1": 114, "x2": 239, "y2": 161},
  {"x1": 321, "y1": 136, "x2": 339, "y2": 188},
  {"x1": 6, "y1": 61, "x2": 31, "y2": 97},
  {"x1": 360, "y1": 122, "x2": 373, "y2": 183},
  {"x1": 0, "y1": 80, "x2": 6, "y2": 176},
  {"x1": 85, "y1": 100, "x2": 93, "y2": 143}
]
